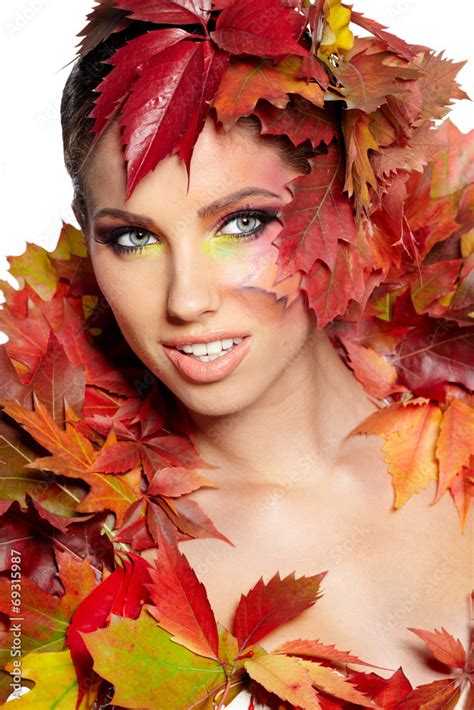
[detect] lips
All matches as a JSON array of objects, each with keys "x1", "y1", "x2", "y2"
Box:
[{"x1": 162, "y1": 335, "x2": 252, "y2": 384}]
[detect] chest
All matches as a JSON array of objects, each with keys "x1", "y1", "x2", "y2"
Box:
[{"x1": 178, "y1": 464, "x2": 471, "y2": 688}]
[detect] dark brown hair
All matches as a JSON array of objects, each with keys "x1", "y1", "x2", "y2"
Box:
[{"x1": 61, "y1": 24, "x2": 319, "y2": 232}]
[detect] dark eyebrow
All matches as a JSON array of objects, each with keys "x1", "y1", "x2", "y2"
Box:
[{"x1": 92, "y1": 187, "x2": 283, "y2": 226}]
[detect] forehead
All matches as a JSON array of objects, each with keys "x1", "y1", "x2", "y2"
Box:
[{"x1": 84, "y1": 117, "x2": 296, "y2": 218}]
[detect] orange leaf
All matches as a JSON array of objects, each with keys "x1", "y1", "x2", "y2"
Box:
[
  {"x1": 449, "y1": 461, "x2": 474, "y2": 532},
  {"x1": 399, "y1": 678, "x2": 461, "y2": 710},
  {"x1": 435, "y1": 399, "x2": 474, "y2": 502},
  {"x1": 341, "y1": 338, "x2": 406, "y2": 400},
  {"x1": 213, "y1": 55, "x2": 324, "y2": 128},
  {"x1": 352, "y1": 400, "x2": 442, "y2": 507},
  {"x1": 342, "y1": 109, "x2": 379, "y2": 211},
  {"x1": 407, "y1": 627, "x2": 466, "y2": 670},
  {"x1": 1, "y1": 393, "x2": 95, "y2": 477},
  {"x1": 76, "y1": 467, "x2": 142, "y2": 527}
]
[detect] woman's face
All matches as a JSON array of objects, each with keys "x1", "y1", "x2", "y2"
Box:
[{"x1": 83, "y1": 117, "x2": 316, "y2": 416}]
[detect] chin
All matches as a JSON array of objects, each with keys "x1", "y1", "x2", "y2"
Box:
[{"x1": 164, "y1": 378, "x2": 261, "y2": 418}]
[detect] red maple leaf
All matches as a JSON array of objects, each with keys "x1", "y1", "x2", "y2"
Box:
[
  {"x1": 211, "y1": 0, "x2": 308, "y2": 59},
  {"x1": 119, "y1": 40, "x2": 207, "y2": 198},
  {"x1": 145, "y1": 525, "x2": 220, "y2": 659},
  {"x1": 273, "y1": 142, "x2": 359, "y2": 277},
  {"x1": 67, "y1": 552, "x2": 152, "y2": 708},
  {"x1": 232, "y1": 570, "x2": 326, "y2": 652}
]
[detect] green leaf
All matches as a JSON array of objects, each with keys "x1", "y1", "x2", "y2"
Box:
[{"x1": 82, "y1": 610, "x2": 226, "y2": 707}]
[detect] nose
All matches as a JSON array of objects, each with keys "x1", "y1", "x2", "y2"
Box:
[{"x1": 166, "y1": 238, "x2": 221, "y2": 322}]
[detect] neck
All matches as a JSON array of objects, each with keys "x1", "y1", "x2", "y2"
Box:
[{"x1": 186, "y1": 331, "x2": 376, "y2": 487}]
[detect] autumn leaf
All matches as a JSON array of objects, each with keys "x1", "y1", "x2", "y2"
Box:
[
  {"x1": 66, "y1": 552, "x2": 152, "y2": 706},
  {"x1": 349, "y1": 667, "x2": 413, "y2": 709},
  {"x1": 158, "y1": 495, "x2": 232, "y2": 544},
  {"x1": 398, "y1": 678, "x2": 462, "y2": 709},
  {"x1": 407, "y1": 627, "x2": 466, "y2": 670},
  {"x1": 76, "y1": 466, "x2": 142, "y2": 527},
  {"x1": 429, "y1": 120, "x2": 474, "y2": 198},
  {"x1": 91, "y1": 28, "x2": 197, "y2": 135},
  {"x1": 7, "y1": 244, "x2": 59, "y2": 302},
  {"x1": 301, "y1": 241, "x2": 367, "y2": 328},
  {"x1": 0, "y1": 395, "x2": 96, "y2": 478},
  {"x1": 351, "y1": 400, "x2": 442, "y2": 507},
  {"x1": 0, "y1": 290, "x2": 51, "y2": 384},
  {"x1": 273, "y1": 638, "x2": 375, "y2": 668},
  {"x1": 435, "y1": 398, "x2": 474, "y2": 502},
  {"x1": 244, "y1": 652, "x2": 321, "y2": 709},
  {"x1": 0, "y1": 409, "x2": 86, "y2": 514},
  {"x1": 449, "y1": 460, "x2": 474, "y2": 532},
  {"x1": 319, "y1": 0, "x2": 354, "y2": 57},
  {"x1": 340, "y1": 337, "x2": 407, "y2": 400},
  {"x1": 75, "y1": 0, "x2": 130, "y2": 58},
  {"x1": 299, "y1": 659, "x2": 376, "y2": 706},
  {"x1": 120, "y1": 40, "x2": 207, "y2": 198},
  {"x1": 348, "y1": 10, "x2": 415, "y2": 61},
  {"x1": 213, "y1": 55, "x2": 325, "y2": 129},
  {"x1": 329, "y1": 39, "x2": 420, "y2": 113},
  {"x1": 145, "y1": 525, "x2": 220, "y2": 659},
  {"x1": 342, "y1": 109, "x2": 379, "y2": 212},
  {"x1": 211, "y1": 0, "x2": 308, "y2": 59},
  {"x1": 147, "y1": 466, "x2": 216, "y2": 497},
  {"x1": 0, "y1": 551, "x2": 97, "y2": 670},
  {"x1": 413, "y1": 51, "x2": 469, "y2": 127},
  {"x1": 82, "y1": 610, "x2": 225, "y2": 708},
  {"x1": 177, "y1": 43, "x2": 229, "y2": 173},
  {"x1": 410, "y1": 261, "x2": 462, "y2": 316},
  {"x1": 253, "y1": 96, "x2": 337, "y2": 149},
  {"x1": 5, "y1": 649, "x2": 99, "y2": 709},
  {"x1": 233, "y1": 570, "x2": 326, "y2": 652},
  {"x1": 392, "y1": 320, "x2": 474, "y2": 399},
  {"x1": 0, "y1": 500, "x2": 113, "y2": 594},
  {"x1": 273, "y1": 142, "x2": 358, "y2": 277},
  {"x1": 115, "y1": 0, "x2": 211, "y2": 26}
]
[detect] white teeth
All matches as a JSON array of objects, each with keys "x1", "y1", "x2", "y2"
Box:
[
  {"x1": 207, "y1": 340, "x2": 223, "y2": 355},
  {"x1": 175, "y1": 336, "x2": 246, "y2": 361},
  {"x1": 191, "y1": 343, "x2": 207, "y2": 356}
]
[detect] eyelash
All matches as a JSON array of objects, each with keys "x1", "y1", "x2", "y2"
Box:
[{"x1": 94, "y1": 207, "x2": 280, "y2": 255}]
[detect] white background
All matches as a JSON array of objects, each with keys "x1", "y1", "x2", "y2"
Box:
[{"x1": 0, "y1": 0, "x2": 473, "y2": 284}]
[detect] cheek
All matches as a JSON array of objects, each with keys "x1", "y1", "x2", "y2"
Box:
[
  {"x1": 205, "y1": 225, "x2": 303, "y2": 304},
  {"x1": 90, "y1": 251, "x2": 165, "y2": 341}
]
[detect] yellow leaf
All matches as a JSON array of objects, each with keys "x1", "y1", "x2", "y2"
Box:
[
  {"x1": 8, "y1": 244, "x2": 58, "y2": 302},
  {"x1": 245, "y1": 653, "x2": 321, "y2": 709},
  {"x1": 320, "y1": 0, "x2": 354, "y2": 56},
  {"x1": 5, "y1": 649, "x2": 98, "y2": 708},
  {"x1": 49, "y1": 222, "x2": 88, "y2": 260}
]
